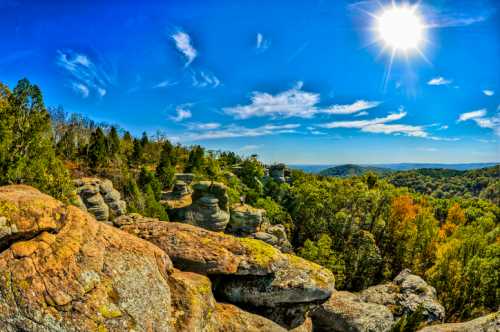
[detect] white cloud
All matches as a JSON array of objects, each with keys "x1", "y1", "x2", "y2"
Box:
[
  {"x1": 187, "y1": 122, "x2": 221, "y2": 130},
  {"x1": 458, "y1": 109, "x2": 500, "y2": 136},
  {"x1": 72, "y1": 83, "x2": 89, "y2": 98},
  {"x1": 57, "y1": 49, "x2": 113, "y2": 98},
  {"x1": 483, "y1": 90, "x2": 495, "y2": 96},
  {"x1": 224, "y1": 82, "x2": 380, "y2": 119},
  {"x1": 171, "y1": 104, "x2": 192, "y2": 122},
  {"x1": 191, "y1": 70, "x2": 221, "y2": 88},
  {"x1": 183, "y1": 123, "x2": 300, "y2": 141},
  {"x1": 417, "y1": 147, "x2": 438, "y2": 152},
  {"x1": 457, "y1": 109, "x2": 487, "y2": 122},
  {"x1": 427, "y1": 77, "x2": 452, "y2": 86},
  {"x1": 172, "y1": 30, "x2": 197, "y2": 66},
  {"x1": 154, "y1": 80, "x2": 178, "y2": 89},
  {"x1": 438, "y1": 125, "x2": 449, "y2": 130},
  {"x1": 256, "y1": 33, "x2": 271, "y2": 52},
  {"x1": 354, "y1": 111, "x2": 369, "y2": 117},
  {"x1": 319, "y1": 110, "x2": 432, "y2": 138},
  {"x1": 240, "y1": 145, "x2": 260, "y2": 151}
]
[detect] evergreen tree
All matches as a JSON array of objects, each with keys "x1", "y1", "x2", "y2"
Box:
[
  {"x1": 87, "y1": 127, "x2": 108, "y2": 168},
  {"x1": 0, "y1": 79, "x2": 72, "y2": 199},
  {"x1": 130, "y1": 138, "x2": 143, "y2": 165},
  {"x1": 157, "y1": 141, "x2": 176, "y2": 189},
  {"x1": 107, "y1": 126, "x2": 120, "y2": 156},
  {"x1": 185, "y1": 145, "x2": 204, "y2": 173}
]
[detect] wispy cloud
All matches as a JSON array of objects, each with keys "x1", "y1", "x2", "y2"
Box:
[
  {"x1": 172, "y1": 30, "x2": 197, "y2": 66},
  {"x1": 224, "y1": 82, "x2": 380, "y2": 119},
  {"x1": 483, "y1": 89, "x2": 495, "y2": 96},
  {"x1": 182, "y1": 123, "x2": 300, "y2": 141},
  {"x1": 457, "y1": 109, "x2": 487, "y2": 122},
  {"x1": 186, "y1": 122, "x2": 221, "y2": 130},
  {"x1": 354, "y1": 111, "x2": 369, "y2": 117},
  {"x1": 154, "y1": 80, "x2": 178, "y2": 89},
  {"x1": 458, "y1": 109, "x2": 500, "y2": 136},
  {"x1": 427, "y1": 77, "x2": 452, "y2": 86},
  {"x1": 72, "y1": 83, "x2": 89, "y2": 98},
  {"x1": 417, "y1": 147, "x2": 438, "y2": 152},
  {"x1": 191, "y1": 70, "x2": 221, "y2": 88},
  {"x1": 56, "y1": 49, "x2": 113, "y2": 98},
  {"x1": 170, "y1": 104, "x2": 192, "y2": 122},
  {"x1": 256, "y1": 33, "x2": 271, "y2": 52},
  {"x1": 318, "y1": 108, "x2": 450, "y2": 140},
  {"x1": 239, "y1": 144, "x2": 261, "y2": 152}
]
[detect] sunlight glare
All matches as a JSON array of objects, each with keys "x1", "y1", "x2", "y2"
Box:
[{"x1": 377, "y1": 6, "x2": 424, "y2": 51}]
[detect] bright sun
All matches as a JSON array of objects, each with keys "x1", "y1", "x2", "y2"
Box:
[{"x1": 376, "y1": 5, "x2": 424, "y2": 51}]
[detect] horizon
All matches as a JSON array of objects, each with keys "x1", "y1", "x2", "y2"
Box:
[{"x1": 1, "y1": 0, "x2": 499, "y2": 164}]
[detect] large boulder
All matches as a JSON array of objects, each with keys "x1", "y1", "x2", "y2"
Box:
[
  {"x1": 418, "y1": 312, "x2": 499, "y2": 332},
  {"x1": 227, "y1": 204, "x2": 265, "y2": 235},
  {"x1": 359, "y1": 269, "x2": 445, "y2": 323},
  {"x1": 119, "y1": 220, "x2": 335, "y2": 329},
  {"x1": 311, "y1": 291, "x2": 394, "y2": 332},
  {"x1": 0, "y1": 185, "x2": 291, "y2": 332},
  {"x1": 0, "y1": 185, "x2": 172, "y2": 331},
  {"x1": 74, "y1": 178, "x2": 126, "y2": 221}
]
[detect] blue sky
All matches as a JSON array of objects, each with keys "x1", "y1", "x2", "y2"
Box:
[{"x1": 1, "y1": 0, "x2": 499, "y2": 164}]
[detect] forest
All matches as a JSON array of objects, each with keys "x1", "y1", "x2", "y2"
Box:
[{"x1": 1, "y1": 79, "x2": 499, "y2": 323}]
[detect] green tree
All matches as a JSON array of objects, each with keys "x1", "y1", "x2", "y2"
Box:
[
  {"x1": 87, "y1": 127, "x2": 108, "y2": 168},
  {"x1": 107, "y1": 126, "x2": 121, "y2": 156},
  {"x1": 0, "y1": 79, "x2": 72, "y2": 199}
]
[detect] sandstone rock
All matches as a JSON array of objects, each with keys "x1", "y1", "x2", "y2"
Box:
[
  {"x1": 120, "y1": 221, "x2": 288, "y2": 275},
  {"x1": 311, "y1": 291, "x2": 394, "y2": 332},
  {"x1": 227, "y1": 204, "x2": 265, "y2": 235},
  {"x1": 0, "y1": 185, "x2": 173, "y2": 331},
  {"x1": 175, "y1": 172, "x2": 195, "y2": 185},
  {"x1": 74, "y1": 177, "x2": 127, "y2": 221},
  {"x1": 269, "y1": 164, "x2": 287, "y2": 183},
  {"x1": 207, "y1": 303, "x2": 287, "y2": 332},
  {"x1": 113, "y1": 212, "x2": 161, "y2": 227},
  {"x1": 418, "y1": 312, "x2": 499, "y2": 332},
  {"x1": 359, "y1": 269, "x2": 445, "y2": 323},
  {"x1": 217, "y1": 253, "x2": 335, "y2": 307},
  {"x1": 184, "y1": 195, "x2": 230, "y2": 232},
  {"x1": 290, "y1": 316, "x2": 313, "y2": 332},
  {"x1": 119, "y1": 220, "x2": 335, "y2": 330}
]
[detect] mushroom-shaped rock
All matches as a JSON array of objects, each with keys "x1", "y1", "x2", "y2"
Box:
[
  {"x1": 227, "y1": 204, "x2": 265, "y2": 235},
  {"x1": 311, "y1": 291, "x2": 394, "y2": 332},
  {"x1": 0, "y1": 185, "x2": 173, "y2": 332}
]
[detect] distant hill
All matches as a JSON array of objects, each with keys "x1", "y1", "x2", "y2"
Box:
[
  {"x1": 319, "y1": 164, "x2": 392, "y2": 177},
  {"x1": 290, "y1": 162, "x2": 499, "y2": 173}
]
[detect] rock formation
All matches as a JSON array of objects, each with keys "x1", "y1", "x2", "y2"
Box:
[
  {"x1": 269, "y1": 163, "x2": 287, "y2": 183},
  {"x1": 418, "y1": 312, "x2": 499, "y2": 332},
  {"x1": 0, "y1": 185, "x2": 288, "y2": 332},
  {"x1": 311, "y1": 269, "x2": 445, "y2": 332},
  {"x1": 118, "y1": 219, "x2": 335, "y2": 329},
  {"x1": 74, "y1": 177, "x2": 126, "y2": 222}
]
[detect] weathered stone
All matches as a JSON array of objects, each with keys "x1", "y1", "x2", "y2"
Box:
[
  {"x1": 74, "y1": 177, "x2": 127, "y2": 221},
  {"x1": 360, "y1": 269, "x2": 445, "y2": 323},
  {"x1": 120, "y1": 221, "x2": 288, "y2": 275},
  {"x1": 175, "y1": 173, "x2": 195, "y2": 185},
  {"x1": 113, "y1": 213, "x2": 161, "y2": 227},
  {"x1": 418, "y1": 312, "x2": 499, "y2": 332},
  {"x1": 227, "y1": 204, "x2": 265, "y2": 235},
  {"x1": 0, "y1": 185, "x2": 173, "y2": 332},
  {"x1": 269, "y1": 164, "x2": 287, "y2": 183},
  {"x1": 312, "y1": 291, "x2": 394, "y2": 332}
]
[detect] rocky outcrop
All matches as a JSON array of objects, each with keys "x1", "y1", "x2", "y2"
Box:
[
  {"x1": 227, "y1": 204, "x2": 293, "y2": 253},
  {"x1": 359, "y1": 269, "x2": 445, "y2": 323},
  {"x1": 174, "y1": 172, "x2": 195, "y2": 185},
  {"x1": 165, "y1": 181, "x2": 231, "y2": 232},
  {"x1": 119, "y1": 220, "x2": 335, "y2": 329},
  {"x1": 418, "y1": 312, "x2": 499, "y2": 332},
  {"x1": 0, "y1": 185, "x2": 172, "y2": 331},
  {"x1": 311, "y1": 291, "x2": 394, "y2": 332},
  {"x1": 0, "y1": 185, "x2": 291, "y2": 332},
  {"x1": 74, "y1": 177, "x2": 126, "y2": 221},
  {"x1": 227, "y1": 204, "x2": 264, "y2": 235},
  {"x1": 269, "y1": 163, "x2": 287, "y2": 183},
  {"x1": 311, "y1": 269, "x2": 445, "y2": 332}
]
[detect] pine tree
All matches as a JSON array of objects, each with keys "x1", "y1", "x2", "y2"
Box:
[
  {"x1": 87, "y1": 127, "x2": 108, "y2": 168},
  {"x1": 107, "y1": 126, "x2": 120, "y2": 156},
  {"x1": 0, "y1": 79, "x2": 72, "y2": 199},
  {"x1": 157, "y1": 141, "x2": 175, "y2": 190}
]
